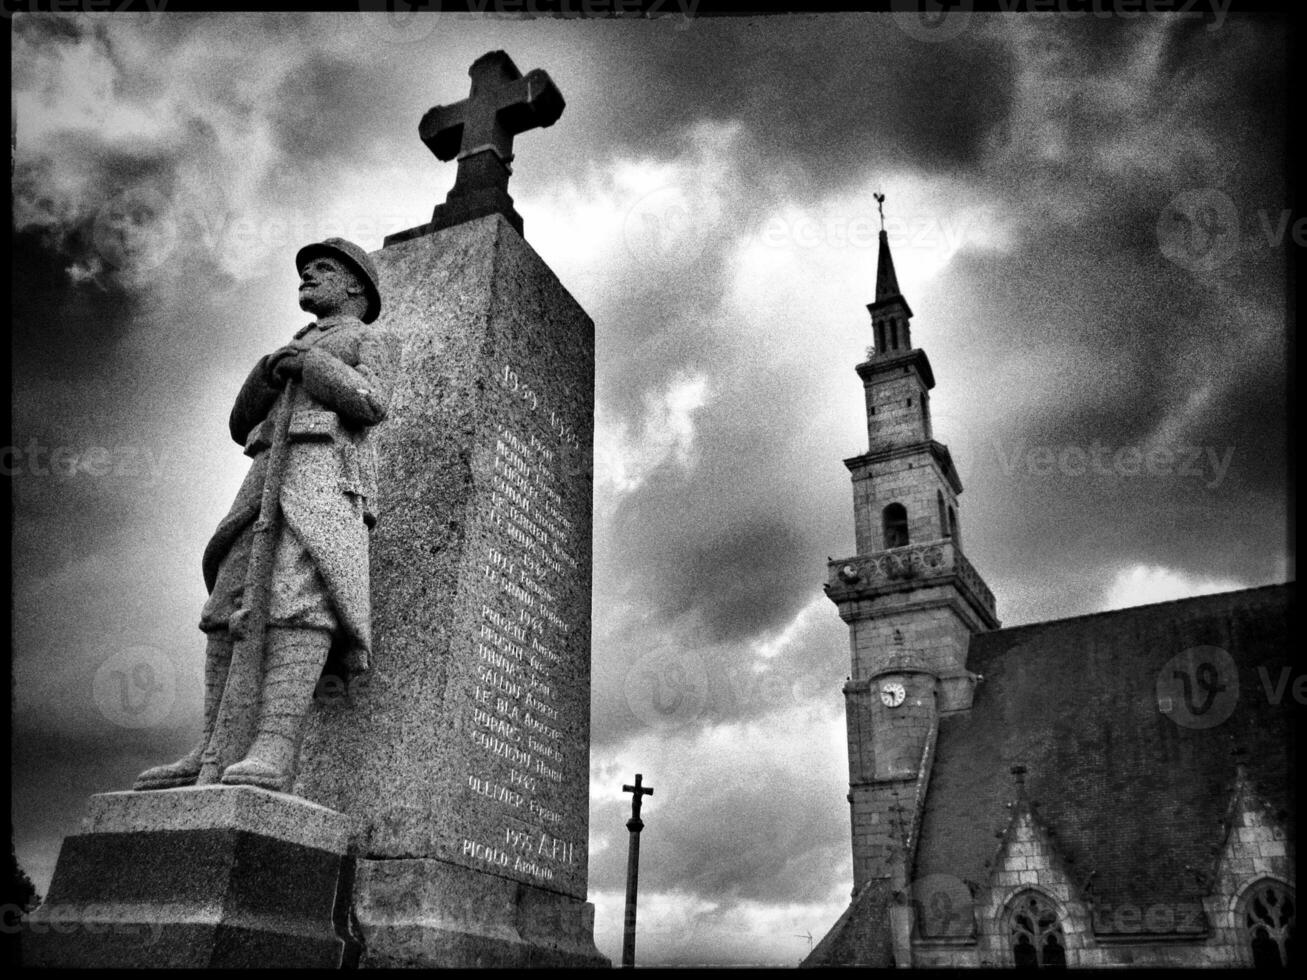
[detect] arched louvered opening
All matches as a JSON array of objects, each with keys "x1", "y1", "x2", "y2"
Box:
[{"x1": 882, "y1": 503, "x2": 909, "y2": 549}]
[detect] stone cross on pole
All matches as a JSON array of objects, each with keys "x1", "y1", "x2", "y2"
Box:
[
  {"x1": 622, "y1": 773, "x2": 654, "y2": 969},
  {"x1": 391, "y1": 49, "x2": 564, "y2": 244}
]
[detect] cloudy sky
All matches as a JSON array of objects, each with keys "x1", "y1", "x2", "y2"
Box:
[{"x1": 9, "y1": 7, "x2": 1290, "y2": 967}]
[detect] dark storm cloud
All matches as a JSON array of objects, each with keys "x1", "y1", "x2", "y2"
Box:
[
  {"x1": 581, "y1": 15, "x2": 1016, "y2": 187},
  {"x1": 267, "y1": 51, "x2": 414, "y2": 167},
  {"x1": 655, "y1": 520, "x2": 808, "y2": 641},
  {"x1": 10, "y1": 229, "x2": 138, "y2": 374},
  {"x1": 911, "y1": 15, "x2": 1287, "y2": 625},
  {"x1": 9, "y1": 227, "x2": 276, "y2": 582},
  {"x1": 587, "y1": 12, "x2": 1286, "y2": 729},
  {"x1": 605, "y1": 398, "x2": 823, "y2": 647},
  {"x1": 589, "y1": 358, "x2": 855, "y2": 745}
]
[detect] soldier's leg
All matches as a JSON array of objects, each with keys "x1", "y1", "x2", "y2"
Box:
[
  {"x1": 132, "y1": 632, "x2": 233, "y2": 790},
  {"x1": 219, "y1": 511, "x2": 338, "y2": 791},
  {"x1": 132, "y1": 519, "x2": 255, "y2": 791},
  {"x1": 219, "y1": 626, "x2": 331, "y2": 792}
]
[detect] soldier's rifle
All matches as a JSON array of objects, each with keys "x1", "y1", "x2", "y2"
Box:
[{"x1": 197, "y1": 376, "x2": 298, "y2": 784}]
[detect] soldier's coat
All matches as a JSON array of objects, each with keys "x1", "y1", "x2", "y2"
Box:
[{"x1": 201, "y1": 314, "x2": 397, "y2": 672}]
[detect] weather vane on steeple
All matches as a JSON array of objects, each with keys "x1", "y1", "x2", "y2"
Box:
[{"x1": 874, "y1": 192, "x2": 886, "y2": 231}]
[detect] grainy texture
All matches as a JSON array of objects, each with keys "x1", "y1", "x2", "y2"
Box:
[
  {"x1": 915, "y1": 585, "x2": 1295, "y2": 949},
  {"x1": 22, "y1": 788, "x2": 350, "y2": 968},
  {"x1": 292, "y1": 212, "x2": 604, "y2": 967},
  {"x1": 807, "y1": 226, "x2": 1294, "y2": 969},
  {"x1": 82, "y1": 785, "x2": 351, "y2": 851}
]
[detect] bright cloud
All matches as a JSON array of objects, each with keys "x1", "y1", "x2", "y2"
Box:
[
  {"x1": 595, "y1": 372, "x2": 710, "y2": 494},
  {"x1": 1103, "y1": 564, "x2": 1248, "y2": 612}
]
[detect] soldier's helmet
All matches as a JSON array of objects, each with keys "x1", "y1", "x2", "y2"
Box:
[{"x1": 295, "y1": 237, "x2": 383, "y2": 324}]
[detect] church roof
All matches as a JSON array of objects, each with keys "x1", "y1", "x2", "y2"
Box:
[{"x1": 914, "y1": 582, "x2": 1295, "y2": 933}]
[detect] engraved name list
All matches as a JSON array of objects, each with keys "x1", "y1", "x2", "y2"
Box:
[{"x1": 459, "y1": 363, "x2": 587, "y2": 889}]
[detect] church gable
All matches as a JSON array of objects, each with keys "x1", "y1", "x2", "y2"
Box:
[
  {"x1": 1202, "y1": 767, "x2": 1296, "y2": 967},
  {"x1": 913, "y1": 773, "x2": 1095, "y2": 967},
  {"x1": 973, "y1": 787, "x2": 1093, "y2": 967}
]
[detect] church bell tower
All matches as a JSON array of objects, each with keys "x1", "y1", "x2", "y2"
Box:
[{"x1": 827, "y1": 196, "x2": 1000, "y2": 894}]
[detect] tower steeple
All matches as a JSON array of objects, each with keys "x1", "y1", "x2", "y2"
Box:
[
  {"x1": 822, "y1": 193, "x2": 998, "y2": 898},
  {"x1": 868, "y1": 195, "x2": 914, "y2": 356},
  {"x1": 872, "y1": 193, "x2": 901, "y2": 301},
  {"x1": 874, "y1": 227, "x2": 902, "y2": 301}
]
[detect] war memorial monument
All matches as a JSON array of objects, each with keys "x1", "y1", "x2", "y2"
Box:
[{"x1": 25, "y1": 51, "x2": 608, "y2": 969}]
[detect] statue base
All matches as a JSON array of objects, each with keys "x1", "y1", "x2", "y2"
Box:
[
  {"x1": 351, "y1": 857, "x2": 609, "y2": 968},
  {"x1": 22, "y1": 786, "x2": 353, "y2": 969}
]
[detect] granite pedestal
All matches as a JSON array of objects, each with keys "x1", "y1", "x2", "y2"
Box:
[{"x1": 23, "y1": 786, "x2": 352, "y2": 968}]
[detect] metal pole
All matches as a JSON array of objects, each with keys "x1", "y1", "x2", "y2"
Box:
[
  {"x1": 621, "y1": 773, "x2": 653, "y2": 968},
  {"x1": 622, "y1": 810, "x2": 642, "y2": 968}
]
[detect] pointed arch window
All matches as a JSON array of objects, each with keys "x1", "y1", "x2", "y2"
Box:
[
  {"x1": 937, "y1": 490, "x2": 949, "y2": 538},
  {"x1": 882, "y1": 503, "x2": 909, "y2": 549},
  {"x1": 1007, "y1": 891, "x2": 1066, "y2": 969},
  {"x1": 1243, "y1": 879, "x2": 1295, "y2": 968},
  {"x1": 948, "y1": 505, "x2": 959, "y2": 546}
]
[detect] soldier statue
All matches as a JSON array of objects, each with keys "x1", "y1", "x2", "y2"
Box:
[{"x1": 134, "y1": 238, "x2": 393, "y2": 793}]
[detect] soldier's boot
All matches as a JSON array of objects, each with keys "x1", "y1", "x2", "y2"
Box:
[
  {"x1": 133, "y1": 634, "x2": 234, "y2": 790},
  {"x1": 220, "y1": 627, "x2": 330, "y2": 793}
]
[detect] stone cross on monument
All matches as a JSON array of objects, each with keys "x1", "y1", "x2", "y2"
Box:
[
  {"x1": 387, "y1": 50, "x2": 565, "y2": 245},
  {"x1": 622, "y1": 773, "x2": 655, "y2": 968}
]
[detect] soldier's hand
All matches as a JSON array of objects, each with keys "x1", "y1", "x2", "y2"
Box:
[
  {"x1": 265, "y1": 343, "x2": 309, "y2": 386},
  {"x1": 272, "y1": 352, "x2": 305, "y2": 383}
]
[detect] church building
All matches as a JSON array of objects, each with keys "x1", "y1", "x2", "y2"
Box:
[{"x1": 803, "y1": 217, "x2": 1295, "y2": 969}]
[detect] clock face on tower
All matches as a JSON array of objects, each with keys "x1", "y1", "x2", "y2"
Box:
[{"x1": 880, "y1": 681, "x2": 906, "y2": 708}]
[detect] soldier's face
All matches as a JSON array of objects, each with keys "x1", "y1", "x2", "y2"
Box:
[{"x1": 298, "y1": 256, "x2": 363, "y2": 317}]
